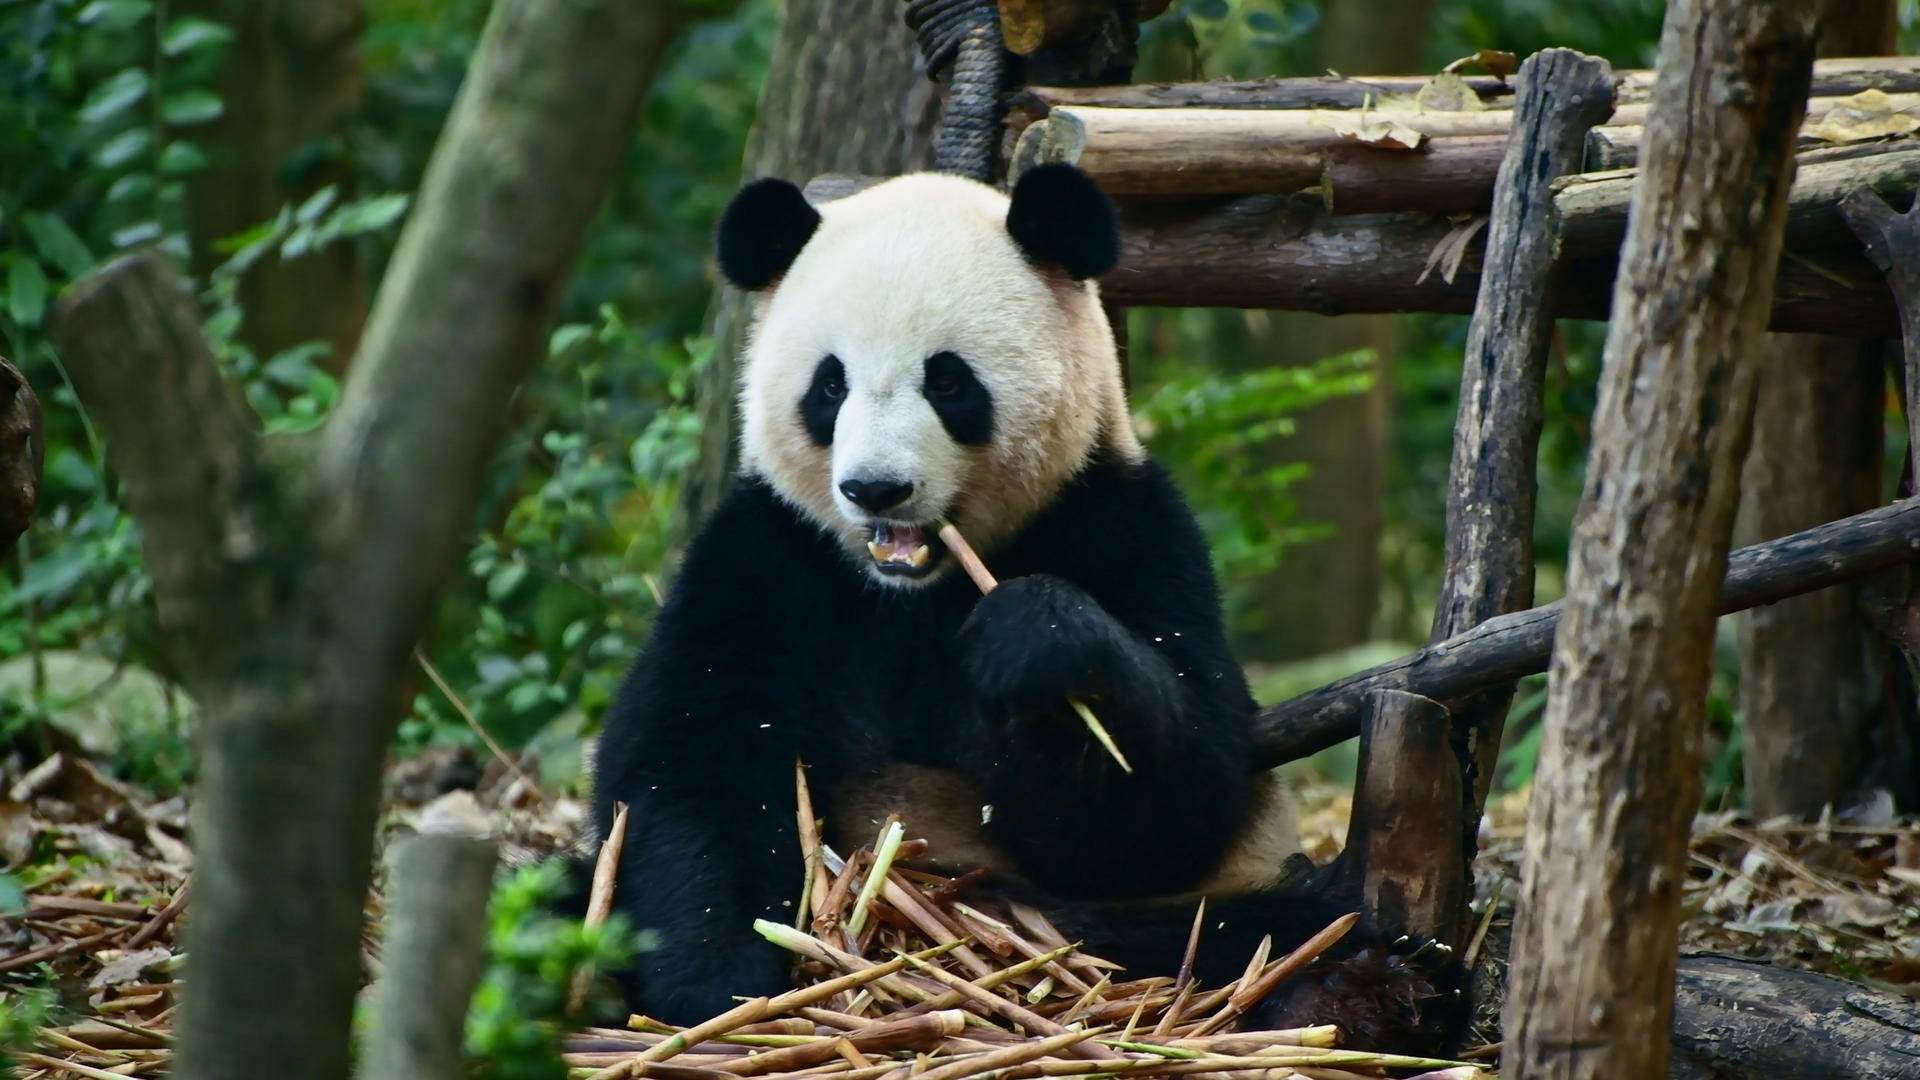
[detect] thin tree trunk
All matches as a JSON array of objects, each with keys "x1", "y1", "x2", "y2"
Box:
[
  {"x1": 176, "y1": 0, "x2": 369, "y2": 372},
  {"x1": 1501, "y1": 2, "x2": 1818, "y2": 1078},
  {"x1": 1734, "y1": 0, "x2": 1896, "y2": 823},
  {"x1": 676, "y1": 0, "x2": 935, "y2": 552},
  {"x1": 54, "y1": 5, "x2": 692, "y2": 1078}
]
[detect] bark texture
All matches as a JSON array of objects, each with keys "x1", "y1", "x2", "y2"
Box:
[
  {"x1": 1501, "y1": 3, "x2": 1819, "y2": 1078},
  {"x1": 1099, "y1": 193, "x2": 1899, "y2": 338},
  {"x1": 677, "y1": 0, "x2": 935, "y2": 548},
  {"x1": 176, "y1": 0, "x2": 368, "y2": 371},
  {"x1": 1668, "y1": 954, "x2": 1920, "y2": 1080},
  {"x1": 1428, "y1": 49, "x2": 1615, "y2": 828},
  {"x1": 53, "y1": 5, "x2": 686, "y2": 1078},
  {"x1": 1253, "y1": 496, "x2": 1920, "y2": 766},
  {"x1": 0, "y1": 356, "x2": 44, "y2": 559},
  {"x1": 1734, "y1": 0, "x2": 1897, "y2": 832}
]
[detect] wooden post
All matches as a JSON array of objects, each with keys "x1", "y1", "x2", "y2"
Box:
[
  {"x1": 1428, "y1": 48, "x2": 1615, "y2": 837},
  {"x1": 1501, "y1": 2, "x2": 1818, "y2": 1078},
  {"x1": 1332, "y1": 690, "x2": 1465, "y2": 945}
]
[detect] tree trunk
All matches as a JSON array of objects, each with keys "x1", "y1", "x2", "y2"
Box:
[
  {"x1": 676, "y1": 0, "x2": 936, "y2": 553},
  {"x1": 1500, "y1": 2, "x2": 1818, "y2": 1078},
  {"x1": 176, "y1": 0, "x2": 369, "y2": 372},
  {"x1": 0, "y1": 356, "x2": 43, "y2": 560},
  {"x1": 1734, "y1": 0, "x2": 1896, "y2": 823},
  {"x1": 1216, "y1": 0, "x2": 1432, "y2": 663},
  {"x1": 53, "y1": 5, "x2": 691, "y2": 1078}
]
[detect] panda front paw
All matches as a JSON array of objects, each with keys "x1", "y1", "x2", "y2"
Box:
[{"x1": 958, "y1": 575, "x2": 1173, "y2": 739}]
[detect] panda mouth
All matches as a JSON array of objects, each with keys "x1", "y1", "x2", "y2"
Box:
[{"x1": 865, "y1": 522, "x2": 942, "y2": 576}]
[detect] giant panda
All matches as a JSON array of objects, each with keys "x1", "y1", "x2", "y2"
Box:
[{"x1": 585, "y1": 164, "x2": 1467, "y2": 1054}]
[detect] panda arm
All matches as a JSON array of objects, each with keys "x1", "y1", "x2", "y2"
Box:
[
  {"x1": 959, "y1": 459, "x2": 1260, "y2": 898},
  {"x1": 590, "y1": 484, "x2": 840, "y2": 1022}
]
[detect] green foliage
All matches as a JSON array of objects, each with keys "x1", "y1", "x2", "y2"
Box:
[
  {"x1": 462, "y1": 861, "x2": 647, "y2": 1080},
  {"x1": 1133, "y1": 349, "x2": 1375, "y2": 637},
  {"x1": 1, "y1": 986, "x2": 56, "y2": 1079}
]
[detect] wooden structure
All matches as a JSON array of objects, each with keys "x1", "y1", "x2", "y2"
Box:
[{"x1": 881, "y1": 12, "x2": 1920, "y2": 1074}]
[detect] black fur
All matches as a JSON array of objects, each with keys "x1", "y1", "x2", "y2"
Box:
[
  {"x1": 587, "y1": 456, "x2": 1468, "y2": 1050},
  {"x1": 716, "y1": 178, "x2": 822, "y2": 290},
  {"x1": 1005, "y1": 164, "x2": 1120, "y2": 280},
  {"x1": 799, "y1": 355, "x2": 846, "y2": 446},
  {"x1": 922, "y1": 351, "x2": 993, "y2": 445}
]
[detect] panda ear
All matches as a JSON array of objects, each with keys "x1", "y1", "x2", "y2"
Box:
[
  {"x1": 1005, "y1": 163, "x2": 1120, "y2": 281},
  {"x1": 715, "y1": 178, "x2": 822, "y2": 291}
]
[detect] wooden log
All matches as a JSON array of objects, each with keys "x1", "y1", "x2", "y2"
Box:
[
  {"x1": 1430, "y1": 50, "x2": 1615, "y2": 833},
  {"x1": 1555, "y1": 146, "x2": 1920, "y2": 258},
  {"x1": 1669, "y1": 954, "x2": 1920, "y2": 1080},
  {"x1": 0, "y1": 356, "x2": 43, "y2": 560},
  {"x1": 1103, "y1": 197, "x2": 1899, "y2": 339},
  {"x1": 1330, "y1": 691, "x2": 1467, "y2": 947},
  {"x1": 1501, "y1": 0, "x2": 1817, "y2": 1074},
  {"x1": 1022, "y1": 101, "x2": 1648, "y2": 196},
  {"x1": 1839, "y1": 185, "x2": 1920, "y2": 430},
  {"x1": 1252, "y1": 495, "x2": 1920, "y2": 768},
  {"x1": 1588, "y1": 125, "x2": 1918, "y2": 171},
  {"x1": 1015, "y1": 55, "x2": 1920, "y2": 114}
]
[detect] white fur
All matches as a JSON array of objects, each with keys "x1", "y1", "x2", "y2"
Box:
[{"x1": 736, "y1": 172, "x2": 1141, "y2": 585}]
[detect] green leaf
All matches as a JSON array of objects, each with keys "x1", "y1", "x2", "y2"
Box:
[
  {"x1": 93, "y1": 127, "x2": 152, "y2": 169},
  {"x1": 295, "y1": 185, "x2": 339, "y2": 225},
  {"x1": 105, "y1": 173, "x2": 155, "y2": 204},
  {"x1": 157, "y1": 140, "x2": 208, "y2": 176},
  {"x1": 328, "y1": 193, "x2": 410, "y2": 235},
  {"x1": 111, "y1": 221, "x2": 163, "y2": 249},
  {"x1": 548, "y1": 323, "x2": 593, "y2": 357},
  {"x1": 161, "y1": 89, "x2": 223, "y2": 126},
  {"x1": 487, "y1": 561, "x2": 529, "y2": 602},
  {"x1": 262, "y1": 342, "x2": 333, "y2": 387},
  {"x1": 7, "y1": 256, "x2": 49, "y2": 326},
  {"x1": 0, "y1": 874, "x2": 25, "y2": 915},
  {"x1": 78, "y1": 0, "x2": 153, "y2": 30},
  {"x1": 78, "y1": 68, "x2": 150, "y2": 125},
  {"x1": 22, "y1": 214, "x2": 95, "y2": 279},
  {"x1": 161, "y1": 15, "x2": 234, "y2": 55},
  {"x1": 9, "y1": 542, "x2": 92, "y2": 608}
]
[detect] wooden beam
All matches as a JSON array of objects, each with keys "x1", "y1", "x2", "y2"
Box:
[
  {"x1": 1015, "y1": 55, "x2": 1920, "y2": 113},
  {"x1": 1102, "y1": 197, "x2": 1898, "y2": 338},
  {"x1": 1251, "y1": 496, "x2": 1920, "y2": 768}
]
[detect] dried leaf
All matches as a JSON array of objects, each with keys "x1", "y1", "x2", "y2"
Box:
[
  {"x1": 1803, "y1": 89, "x2": 1919, "y2": 142},
  {"x1": 1414, "y1": 72, "x2": 1487, "y2": 113},
  {"x1": 1417, "y1": 215, "x2": 1489, "y2": 285},
  {"x1": 88, "y1": 946, "x2": 172, "y2": 990},
  {"x1": 1325, "y1": 111, "x2": 1426, "y2": 150},
  {"x1": 1809, "y1": 892, "x2": 1901, "y2": 928},
  {"x1": 0, "y1": 799, "x2": 34, "y2": 867},
  {"x1": 1441, "y1": 49, "x2": 1518, "y2": 80}
]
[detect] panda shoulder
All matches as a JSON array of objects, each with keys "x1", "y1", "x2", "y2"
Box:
[{"x1": 665, "y1": 479, "x2": 845, "y2": 617}]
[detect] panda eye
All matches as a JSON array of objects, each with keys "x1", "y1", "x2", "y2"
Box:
[
  {"x1": 822, "y1": 373, "x2": 846, "y2": 400},
  {"x1": 930, "y1": 374, "x2": 962, "y2": 400}
]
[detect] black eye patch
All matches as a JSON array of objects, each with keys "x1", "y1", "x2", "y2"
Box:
[
  {"x1": 923, "y1": 351, "x2": 993, "y2": 445},
  {"x1": 799, "y1": 355, "x2": 846, "y2": 446}
]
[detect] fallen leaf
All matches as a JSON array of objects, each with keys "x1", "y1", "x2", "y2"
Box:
[
  {"x1": 1326, "y1": 111, "x2": 1426, "y2": 150},
  {"x1": 1441, "y1": 49, "x2": 1518, "y2": 81},
  {"x1": 1415, "y1": 72, "x2": 1488, "y2": 113},
  {"x1": 89, "y1": 945, "x2": 172, "y2": 990},
  {"x1": 1417, "y1": 215, "x2": 1489, "y2": 285},
  {"x1": 1803, "y1": 89, "x2": 1919, "y2": 142}
]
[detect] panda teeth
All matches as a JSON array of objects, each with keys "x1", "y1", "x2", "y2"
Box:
[
  {"x1": 867, "y1": 540, "x2": 890, "y2": 562},
  {"x1": 908, "y1": 544, "x2": 931, "y2": 567}
]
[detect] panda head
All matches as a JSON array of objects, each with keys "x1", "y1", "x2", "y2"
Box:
[{"x1": 717, "y1": 165, "x2": 1142, "y2": 588}]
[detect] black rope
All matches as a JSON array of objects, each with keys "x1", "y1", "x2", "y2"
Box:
[{"x1": 904, "y1": 0, "x2": 1007, "y2": 182}]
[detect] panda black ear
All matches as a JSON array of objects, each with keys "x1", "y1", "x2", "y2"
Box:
[
  {"x1": 1005, "y1": 163, "x2": 1120, "y2": 281},
  {"x1": 715, "y1": 178, "x2": 822, "y2": 290}
]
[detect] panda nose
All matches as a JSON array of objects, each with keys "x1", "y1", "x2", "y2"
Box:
[{"x1": 839, "y1": 478, "x2": 915, "y2": 513}]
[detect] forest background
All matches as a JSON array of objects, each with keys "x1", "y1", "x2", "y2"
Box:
[{"x1": 5, "y1": 0, "x2": 1920, "y2": 878}]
